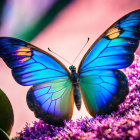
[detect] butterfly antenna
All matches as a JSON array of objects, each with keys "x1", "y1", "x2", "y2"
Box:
[
  {"x1": 48, "y1": 47, "x2": 72, "y2": 65},
  {"x1": 72, "y1": 37, "x2": 90, "y2": 65}
]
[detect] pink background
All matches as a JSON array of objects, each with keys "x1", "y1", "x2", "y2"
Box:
[{"x1": 0, "y1": 0, "x2": 140, "y2": 137}]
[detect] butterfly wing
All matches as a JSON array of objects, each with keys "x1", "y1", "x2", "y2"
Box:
[
  {"x1": 78, "y1": 9, "x2": 140, "y2": 72},
  {"x1": 27, "y1": 78, "x2": 73, "y2": 125},
  {"x1": 0, "y1": 37, "x2": 70, "y2": 86},
  {"x1": 0, "y1": 37, "x2": 74, "y2": 123},
  {"x1": 79, "y1": 69, "x2": 128, "y2": 115},
  {"x1": 78, "y1": 10, "x2": 140, "y2": 116}
]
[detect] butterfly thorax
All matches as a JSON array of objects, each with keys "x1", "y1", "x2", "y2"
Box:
[{"x1": 69, "y1": 65, "x2": 81, "y2": 110}]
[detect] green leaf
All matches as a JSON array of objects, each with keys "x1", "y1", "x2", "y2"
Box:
[
  {"x1": 0, "y1": 128, "x2": 11, "y2": 140},
  {"x1": 0, "y1": 89, "x2": 14, "y2": 135}
]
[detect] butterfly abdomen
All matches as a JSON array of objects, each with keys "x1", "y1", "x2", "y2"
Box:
[
  {"x1": 69, "y1": 65, "x2": 81, "y2": 110},
  {"x1": 73, "y1": 84, "x2": 81, "y2": 110}
]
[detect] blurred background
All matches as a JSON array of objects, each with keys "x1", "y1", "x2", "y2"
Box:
[{"x1": 0, "y1": 0, "x2": 139, "y2": 137}]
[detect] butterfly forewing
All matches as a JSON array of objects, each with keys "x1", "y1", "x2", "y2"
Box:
[
  {"x1": 0, "y1": 37, "x2": 70, "y2": 86},
  {"x1": 78, "y1": 10, "x2": 140, "y2": 73}
]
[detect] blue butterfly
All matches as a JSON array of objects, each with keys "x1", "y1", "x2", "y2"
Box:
[{"x1": 0, "y1": 10, "x2": 140, "y2": 125}]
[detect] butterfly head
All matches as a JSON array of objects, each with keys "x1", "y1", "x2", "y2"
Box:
[{"x1": 69, "y1": 65, "x2": 76, "y2": 71}]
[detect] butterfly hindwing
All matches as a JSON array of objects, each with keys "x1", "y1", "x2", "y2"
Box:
[
  {"x1": 79, "y1": 69, "x2": 128, "y2": 116},
  {"x1": 27, "y1": 78, "x2": 73, "y2": 125},
  {"x1": 78, "y1": 9, "x2": 140, "y2": 116},
  {"x1": 0, "y1": 37, "x2": 70, "y2": 86}
]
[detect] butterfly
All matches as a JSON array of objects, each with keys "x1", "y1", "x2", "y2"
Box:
[{"x1": 0, "y1": 10, "x2": 140, "y2": 125}]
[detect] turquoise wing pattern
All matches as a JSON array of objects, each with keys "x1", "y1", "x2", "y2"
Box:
[{"x1": 78, "y1": 10, "x2": 140, "y2": 116}]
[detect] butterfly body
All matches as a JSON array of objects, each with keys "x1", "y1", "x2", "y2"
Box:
[
  {"x1": 69, "y1": 65, "x2": 81, "y2": 110},
  {"x1": 0, "y1": 9, "x2": 140, "y2": 125}
]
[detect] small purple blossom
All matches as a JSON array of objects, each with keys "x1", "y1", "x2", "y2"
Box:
[{"x1": 13, "y1": 55, "x2": 140, "y2": 140}]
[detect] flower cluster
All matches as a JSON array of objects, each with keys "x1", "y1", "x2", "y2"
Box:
[{"x1": 13, "y1": 55, "x2": 140, "y2": 140}]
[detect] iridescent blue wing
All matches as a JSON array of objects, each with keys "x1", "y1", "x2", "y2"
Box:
[
  {"x1": 79, "y1": 69, "x2": 128, "y2": 115},
  {"x1": 78, "y1": 9, "x2": 140, "y2": 72},
  {"x1": 0, "y1": 37, "x2": 70, "y2": 86},
  {"x1": 27, "y1": 78, "x2": 73, "y2": 125},
  {"x1": 78, "y1": 10, "x2": 140, "y2": 116},
  {"x1": 0, "y1": 37, "x2": 74, "y2": 123}
]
